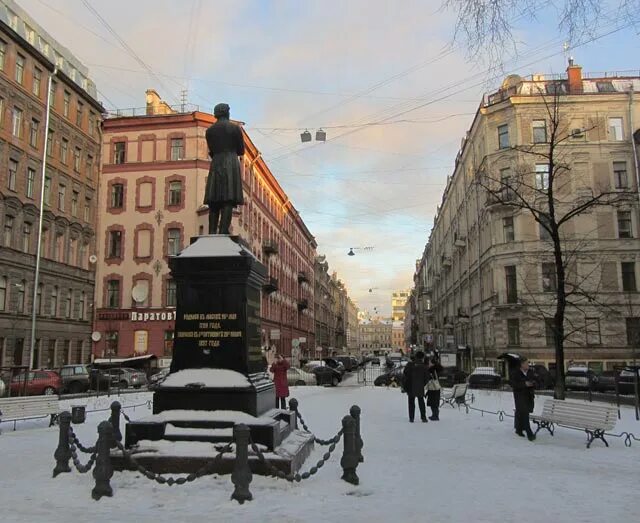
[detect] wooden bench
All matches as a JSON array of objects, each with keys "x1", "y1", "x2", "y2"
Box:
[
  {"x1": 531, "y1": 398, "x2": 617, "y2": 448},
  {"x1": 440, "y1": 383, "x2": 469, "y2": 408},
  {"x1": 0, "y1": 396, "x2": 60, "y2": 432}
]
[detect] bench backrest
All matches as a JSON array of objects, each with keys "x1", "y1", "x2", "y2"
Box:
[
  {"x1": 0, "y1": 397, "x2": 59, "y2": 421},
  {"x1": 452, "y1": 383, "x2": 468, "y2": 398},
  {"x1": 541, "y1": 399, "x2": 617, "y2": 430}
]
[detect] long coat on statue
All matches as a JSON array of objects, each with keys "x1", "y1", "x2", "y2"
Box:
[{"x1": 270, "y1": 359, "x2": 290, "y2": 398}]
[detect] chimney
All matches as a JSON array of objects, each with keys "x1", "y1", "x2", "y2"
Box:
[{"x1": 566, "y1": 58, "x2": 583, "y2": 94}]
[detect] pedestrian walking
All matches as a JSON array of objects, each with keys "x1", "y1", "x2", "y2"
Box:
[
  {"x1": 403, "y1": 351, "x2": 430, "y2": 423},
  {"x1": 511, "y1": 357, "x2": 536, "y2": 441},
  {"x1": 270, "y1": 354, "x2": 290, "y2": 409},
  {"x1": 426, "y1": 357, "x2": 443, "y2": 420}
]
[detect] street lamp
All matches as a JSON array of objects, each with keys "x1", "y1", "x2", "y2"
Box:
[{"x1": 347, "y1": 246, "x2": 374, "y2": 256}]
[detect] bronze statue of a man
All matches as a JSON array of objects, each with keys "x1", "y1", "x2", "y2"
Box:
[{"x1": 204, "y1": 103, "x2": 245, "y2": 234}]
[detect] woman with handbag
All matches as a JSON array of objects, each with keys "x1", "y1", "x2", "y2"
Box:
[{"x1": 426, "y1": 357, "x2": 444, "y2": 420}]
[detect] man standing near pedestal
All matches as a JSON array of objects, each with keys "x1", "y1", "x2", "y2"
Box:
[{"x1": 205, "y1": 103, "x2": 245, "y2": 234}]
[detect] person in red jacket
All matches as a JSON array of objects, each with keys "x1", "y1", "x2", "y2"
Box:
[{"x1": 270, "y1": 354, "x2": 290, "y2": 409}]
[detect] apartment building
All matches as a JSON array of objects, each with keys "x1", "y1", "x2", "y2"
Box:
[
  {"x1": 358, "y1": 319, "x2": 392, "y2": 355},
  {"x1": 0, "y1": 0, "x2": 102, "y2": 368},
  {"x1": 391, "y1": 289, "x2": 409, "y2": 321},
  {"x1": 93, "y1": 91, "x2": 316, "y2": 363},
  {"x1": 415, "y1": 63, "x2": 640, "y2": 373}
]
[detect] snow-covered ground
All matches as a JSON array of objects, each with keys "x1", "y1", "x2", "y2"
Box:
[{"x1": 1, "y1": 386, "x2": 638, "y2": 523}]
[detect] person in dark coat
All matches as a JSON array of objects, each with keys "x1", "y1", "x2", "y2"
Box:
[
  {"x1": 204, "y1": 103, "x2": 245, "y2": 234},
  {"x1": 403, "y1": 351, "x2": 429, "y2": 423},
  {"x1": 270, "y1": 355, "x2": 290, "y2": 409},
  {"x1": 426, "y1": 357, "x2": 444, "y2": 420},
  {"x1": 511, "y1": 357, "x2": 536, "y2": 441}
]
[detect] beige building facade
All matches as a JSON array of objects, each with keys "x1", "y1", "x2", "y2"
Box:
[
  {"x1": 391, "y1": 289, "x2": 409, "y2": 321},
  {"x1": 358, "y1": 319, "x2": 392, "y2": 355},
  {"x1": 415, "y1": 65, "x2": 640, "y2": 373}
]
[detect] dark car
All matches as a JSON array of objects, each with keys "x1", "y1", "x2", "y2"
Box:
[
  {"x1": 10, "y1": 370, "x2": 61, "y2": 396},
  {"x1": 60, "y1": 364, "x2": 92, "y2": 394},
  {"x1": 323, "y1": 358, "x2": 346, "y2": 375},
  {"x1": 565, "y1": 367, "x2": 598, "y2": 391},
  {"x1": 334, "y1": 356, "x2": 359, "y2": 372},
  {"x1": 595, "y1": 370, "x2": 618, "y2": 393},
  {"x1": 304, "y1": 362, "x2": 341, "y2": 386},
  {"x1": 618, "y1": 367, "x2": 639, "y2": 395},
  {"x1": 468, "y1": 367, "x2": 502, "y2": 389},
  {"x1": 373, "y1": 366, "x2": 405, "y2": 387},
  {"x1": 438, "y1": 367, "x2": 468, "y2": 388},
  {"x1": 530, "y1": 364, "x2": 555, "y2": 390}
]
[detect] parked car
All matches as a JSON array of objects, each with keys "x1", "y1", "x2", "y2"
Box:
[
  {"x1": 565, "y1": 367, "x2": 598, "y2": 391},
  {"x1": 618, "y1": 367, "x2": 640, "y2": 395},
  {"x1": 530, "y1": 364, "x2": 555, "y2": 390},
  {"x1": 59, "y1": 364, "x2": 92, "y2": 394},
  {"x1": 287, "y1": 367, "x2": 317, "y2": 386},
  {"x1": 323, "y1": 358, "x2": 346, "y2": 375},
  {"x1": 0, "y1": 376, "x2": 6, "y2": 397},
  {"x1": 304, "y1": 361, "x2": 341, "y2": 386},
  {"x1": 438, "y1": 367, "x2": 468, "y2": 388},
  {"x1": 595, "y1": 370, "x2": 619, "y2": 393},
  {"x1": 373, "y1": 366, "x2": 405, "y2": 387},
  {"x1": 10, "y1": 370, "x2": 61, "y2": 396},
  {"x1": 90, "y1": 367, "x2": 148, "y2": 390},
  {"x1": 385, "y1": 353, "x2": 404, "y2": 366},
  {"x1": 468, "y1": 367, "x2": 502, "y2": 389},
  {"x1": 149, "y1": 368, "x2": 170, "y2": 388},
  {"x1": 334, "y1": 356, "x2": 359, "y2": 372}
]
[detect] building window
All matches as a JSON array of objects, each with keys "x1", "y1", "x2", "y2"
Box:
[
  {"x1": 164, "y1": 331, "x2": 174, "y2": 356},
  {"x1": 544, "y1": 318, "x2": 555, "y2": 347},
  {"x1": 47, "y1": 130, "x2": 54, "y2": 156},
  {"x1": 107, "y1": 280, "x2": 120, "y2": 308},
  {"x1": 105, "y1": 331, "x2": 118, "y2": 356},
  {"x1": 36, "y1": 284, "x2": 42, "y2": 315},
  {"x1": 49, "y1": 80, "x2": 57, "y2": 108},
  {"x1": 609, "y1": 117, "x2": 623, "y2": 141},
  {"x1": 168, "y1": 181, "x2": 182, "y2": 206},
  {"x1": 44, "y1": 176, "x2": 51, "y2": 204},
  {"x1": 170, "y1": 138, "x2": 185, "y2": 160},
  {"x1": 8, "y1": 159, "x2": 17, "y2": 191},
  {"x1": 507, "y1": 319, "x2": 520, "y2": 346},
  {"x1": 50, "y1": 286, "x2": 58, "y2": 316},
  {"x1": 110, "y1": 183, "x2": 124, "y2": 208},
  {"x1": 74, "y1": 147, "x2": 81, "y2": 172},
  {"x1": 86, "y1": 155, "x2": 94, "y2": 177},
  {"x1": 498, "y1": 124, "x2": 509, "y2": 149},
  {"x1": 89, "y1": 112, "x2": 96, "y2": 137},
  {"x1": 64, "y1": 289, "x2": 72, "y2": 318},
  {"x1": 503, "y1": 216, "x2": 514, "y2": 242},
  {"x1": 71, "y1": 191, "x2": 79, "y2": 217},
  {"x1": 58, "y1": 184, "x2": 66, "y2": 211},
  {"x1": 505, "y1": 265, "x2": 517, "y2": 303},
  {"x1": 532, "y1": 119, "x2": 547, "y2": 143},
  {"x1": 613, "y1": 161, "x2": 628, "y2": 189},
  {"x1": 17, "y1": 281, "x2": 26, "y2": 313},
  {"x1": 618, "y1": 210, "x2": 632, "y2": 238},
  {"x1": 76, "y1": 101, "x2": 84, "y2": 127},
  {"x1": 167, "y1": 228, "x2": 181, "y2": 255},
  {"x1": 33, "y1": 67, "x2": 42, "y2": 96},
  {"x1": 108, "y1": 230, "x2": 122, "y2": 258},
  {"x1": 26, "y1": 168, "x2": 35, "y2": 198},
  {"x1": 166, "y1": 279, "x2": 177, "y2": 307},
  {"x1": 60, "y1": 138, "x2": 69, "y2": 164},
  {"x1": 79, "y1": 242, "x2": 87, "y2": 268},
  {"x1": 15, "y1": 54, "x2": 25, "y2": 84},
  {"x1": 0, "y1": 276, "x2": 5, "y2": 311},
  {"x1": 542, "y1": 262, "x2": 557, "y2": 292},
  {"x1": 586, "y1": 318, "x2": 601, "y2": 345},
  {"x1": 22, "y1": 223, "x2": 31, "y2": 253},
  {"x1": 29, "y1": 118, "x2": 39, "y2": 147},
  {"x1": 55, "y1": 233, "x2": 64, "y2": 262},
  {"x1": 113, "y1": 142, "x2": 126, "y2": 164},
  {"x1": 79, "y1": 291, "x2": 85, "y2": 320},
  {"x1": 84, "y1": 198, "x2": 91, "y2": 222},
  {"x1": 499, "y1": 168, "x2": 515, "y2": 201},
  {"x1": 0, "y1": 40, "x2": 5, "y2": 71},
  {"x1": 3, "y1": 216, "x2": 13, "y2": 247},
  {"x1": 622, "y1": 262, "x2": 637, "y2": 292},
  {"x1": 535, "y1": 164, "x2": 549, "y2": 190},
  {"x1": 626, "y1": 318, "x2": 640, "y2": 347},
  {"x1": 0, "y1": 97, "x2": 4, "y2": 128},
  {"x1": 12, "y1": 107, "x2": 23, "y2": 137},
  {"x1": 63, "y1": 91, "x2": 70, "y2": 117}
]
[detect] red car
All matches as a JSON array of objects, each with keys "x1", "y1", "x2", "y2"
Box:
[{"x1": 10, "y1": 370, "x2": 61, "y2": 396}]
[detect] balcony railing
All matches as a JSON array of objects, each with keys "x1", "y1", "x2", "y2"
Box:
[
  {"x1": 263, "y1": 239, "x2": 279, "y2": 256},
  {"x1": 297, "y1": 298, "x2": 309, "y2": 311},
  {"x1": 297, "y1": 271, "x2": 310, "y2": 284},
  {"x1": 262, "y1": 277, "x2": 278, "y2": 295}
]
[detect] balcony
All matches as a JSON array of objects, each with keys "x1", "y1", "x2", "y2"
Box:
[
  {"x1": 262, "y1": 239, "x2": 279, "y2": 256},
  {"x1": 442, "y1": 256, "x2": 452, "y2": 268},
  {"x1": 262, "y1": 277, "x2": 278, "y2": 295},
  {"x1": 297, "y1": 298, "x2": 309, "y2": 311},
  {"x1": 297, "y1": 271, "x2": 310, "y2": 284},
  {"x1": 454, "y1": 237, "x2": 466, "y2": 248}
]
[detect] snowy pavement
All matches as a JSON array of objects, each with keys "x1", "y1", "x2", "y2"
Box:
[{"x1": 1, "y1": 387, "x2": 638, "y2": 523}]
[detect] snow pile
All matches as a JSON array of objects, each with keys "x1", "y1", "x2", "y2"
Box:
[
  {"x1": 161, "y1": 368, "x2": 250, "y2": 388},
  {"x1": 142, "y1": 409, "x2": 275, "y2": 426}
]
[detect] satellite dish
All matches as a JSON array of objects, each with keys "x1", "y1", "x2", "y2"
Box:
[
  {"x1": 89, "y1": 254, "x2": 98, "y2": 264},
  {"x1": 132, "y1": 283, "x2": 149, "y2": 303},
  {"x1": 91, "y1": 331, "x2": 102, "y2": 342}
]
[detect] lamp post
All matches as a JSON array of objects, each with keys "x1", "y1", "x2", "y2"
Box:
[{"x1": 29, "y1": 67, "x2": 56, "y2": 370}]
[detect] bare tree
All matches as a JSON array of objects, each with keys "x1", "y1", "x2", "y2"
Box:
[
  {"x1": 445, "y1": 0, "x2": 640, "y2": 64},
  {"x1": 477, "y1": 87, "x2": 636, "y2": 399}
]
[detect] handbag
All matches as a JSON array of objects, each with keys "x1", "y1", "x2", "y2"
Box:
[{"x1": 426, "y1": 371, "x2": 441, "y2": 392}]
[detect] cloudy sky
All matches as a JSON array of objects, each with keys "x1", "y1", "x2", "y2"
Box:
[{"x1": 18, "y1": 0, "x2": 639, "y2": 316}]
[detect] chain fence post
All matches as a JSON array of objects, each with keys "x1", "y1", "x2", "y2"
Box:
[
  {"x1": 53, "y1": 411, "x2": 72, "y2": 477},
  {"x1": 109, "y1": 401, "x2": 122, "y2": 443},
  {"x1": 92, "y1": 421, "x2": 114, "y2": 500},
  {"x1": 349, "y1": 405, "x2": 364, "y2": 463},
  {"x1": 340, "y1": 414, "x2": 359, "y2": 485},
  {"x1": 231, "y1": 424, "x2": 253, "y2": 504},
  {"x1": 288, "y1": 398, "x2": 298, "y2": 428}
]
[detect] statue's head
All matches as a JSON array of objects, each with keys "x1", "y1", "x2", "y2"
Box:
[{"x1": 214, "y1": 103, "x2": 230, "y2": 119}]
